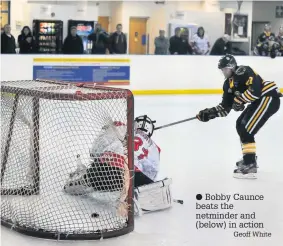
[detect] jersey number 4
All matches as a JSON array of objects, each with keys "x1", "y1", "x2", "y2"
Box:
[{"x1": 134, "y1": 137, "x2": 149, "y2": 160}]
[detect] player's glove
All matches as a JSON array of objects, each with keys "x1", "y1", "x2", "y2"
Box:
[
  {"x1": 197, "y1": 108, "x2": 217, "y2": 122},
  {"x1": 232, "y1": 95, "x2": 245, "y2": 112}
]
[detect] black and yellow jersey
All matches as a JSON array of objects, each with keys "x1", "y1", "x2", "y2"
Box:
[
  {"x1": 257, "y1": 32, "x2": 276, "y2": 45},
  {"x1": 220, "y1": 65, "x2": 279, "y2": 112},
  {"x1": 276, "y1": 35, "x2": 283, "y2": 51}
]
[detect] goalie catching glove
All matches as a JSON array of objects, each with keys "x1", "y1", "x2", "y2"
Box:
[{"x1": 197, "y1": 104, "x2": 229, "y2": 122}]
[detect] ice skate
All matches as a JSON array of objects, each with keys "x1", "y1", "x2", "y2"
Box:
[
  {"x1": 233, "y1": 162, "x2": 257, "y2": 179},
  {"x1": 235, "y1": 156, "x2": 258, "y2": 169}
]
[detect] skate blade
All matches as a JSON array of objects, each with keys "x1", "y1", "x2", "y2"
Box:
[
  {"x1": 233, "y1": 173, "x2": 257, "y2": 179},
  {"x1": 235, "y1": 165, "x2": 259, "y2": 169}
]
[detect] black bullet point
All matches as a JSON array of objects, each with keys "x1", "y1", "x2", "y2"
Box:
[{"x1": 196, "y1": 194, "x2": 202, "y2": 200}]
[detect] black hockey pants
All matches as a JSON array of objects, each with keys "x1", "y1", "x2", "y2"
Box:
[{"x1": 236, "y1": 96, "x2": 280, "y2": 164}]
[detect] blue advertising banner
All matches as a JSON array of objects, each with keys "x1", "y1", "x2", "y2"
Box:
[{"x1": 33, "y1": 58, "x2": 130, "y2": 85}]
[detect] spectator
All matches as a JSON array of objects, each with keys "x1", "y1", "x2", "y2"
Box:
[
  {"x1": 210, "y1": 34, "x2": 231, "y2": 55},
  {"x1": 190, "y1": 26, "x2": 210, "y2": 55},
  {"x1": 154, "y1": 30, "x2": 169, "y2": 55},
  {"x1": 1, "y1": 24, "x2": 16, "y2": 54},
  {"x1": 109, "y1": 24, "x2": 127, "y2": 54},
  {"x1": 63, "y1": 26, "x2": 84, "y2": 54},
  {"x1": 169, "y1": 27, "x2": 192, "y2": 55},
  {"x1": 88, "y1": 23, "x2": 109, "y2": 54},
  {"x1": 17, "y1": 26, "x2": 35, "y2": 54}
]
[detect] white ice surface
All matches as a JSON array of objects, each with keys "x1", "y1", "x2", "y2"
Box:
[{"x1": 1, "y1": 95, "x2": 283, "y2": 246}]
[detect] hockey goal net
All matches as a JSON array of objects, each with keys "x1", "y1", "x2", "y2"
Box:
[{"x1": 1, "y1": 80, "x2": 134, "y2": 240}]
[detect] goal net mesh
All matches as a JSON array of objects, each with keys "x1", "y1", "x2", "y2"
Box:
[{"x1": 1, "y1": 80, "x2": 134, "y2": 240}]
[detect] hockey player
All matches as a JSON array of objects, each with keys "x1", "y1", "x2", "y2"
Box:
[
  {"x1": 254, "y1": 24, "x2": 276, "y2": 56},
  {"x1": 63, "y1": 115, "x2": 172, "y2": 214},
  {"x1": 276, "y1": 26, "x2": 283, "y2": 56},
  {"x1": 253, "y1": 35, "x2": 281, "y2": 58},
  {"x1": 197, "y1": 54, "x2": 281, "y2": 179},
  {"x1": 132, "y1": 115, "x2": 172, "y2": 214}
]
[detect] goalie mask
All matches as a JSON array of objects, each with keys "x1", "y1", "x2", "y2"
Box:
[{"x1": 135, "y1": 115, "x2": 156, "y2": 138}]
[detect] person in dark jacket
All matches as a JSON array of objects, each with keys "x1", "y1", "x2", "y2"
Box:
[
  {"x1": 210, "y1": 34, "x2": 231, "y2": 55},
  {"x1": 88, "y1": 23, "x2": 109, "y2": 54},
  {"x1": 1, "y1": 24, "x2": 16, "y2": 54},
  {"x1": 63, "y1": 26, "x2": 84, "y2": 54},
  {"x1": 17, "y1": 26, "x2": 35, "y2": 54},
  {"x1": 109, "y1": 24, "x2": 127, "y2": 54},
  {"x1": 169, "y1": 27, "x2": 192, "y2": 55}
]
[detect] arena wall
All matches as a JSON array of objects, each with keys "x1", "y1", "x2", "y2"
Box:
[{"x1": 1, "y1": 55, "x2": 282, "y2": 94}]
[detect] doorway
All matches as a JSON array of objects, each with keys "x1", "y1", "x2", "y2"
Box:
[
  {"x1": 251, "y1": 21, "x2": 270, "y2": 50},
  {"x1": 129, "y1": 17, "x2": 148, "y2": 54},
  {"x1": 98, "y1": 16, "x2": 109, "y2": 32}
]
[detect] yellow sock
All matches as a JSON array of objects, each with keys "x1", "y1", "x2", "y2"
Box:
[{"x1": 242, "y1": 143, "x2": 256, "y2": 155}]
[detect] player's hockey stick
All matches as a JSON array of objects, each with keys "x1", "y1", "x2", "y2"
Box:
[
  {"x1": 155, "y1": 117, "x2": 197, "y2": 131},
  {"x1": 155, "y1": 91, "x2": 248, "y2": 131}
]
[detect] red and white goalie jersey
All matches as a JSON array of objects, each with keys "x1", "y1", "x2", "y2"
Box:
[
  {"x1": 89, "y1": 118, "x2": 160, "y2": 182},
  {"x1": 134, "y1": 128, "x2": 160, "y2": 182}
]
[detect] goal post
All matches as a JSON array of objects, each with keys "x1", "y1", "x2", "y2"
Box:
[
  {"x1": 1, "y1": 94, "x2": 40, "y2": 196},
  {"x1": 1, "y1": 80, "x2": 135, "y2": 240}
]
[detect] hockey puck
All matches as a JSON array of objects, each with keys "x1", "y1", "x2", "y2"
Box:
[
  {"x1": 173, "y1": 199, "x2": 184, "y2": 205},
  {"x1": 176, "y1": 199, "x2": 184, "y2": 204},
  {"x1": 91, "y1": 213, "x2": 99, "y2": 218}
]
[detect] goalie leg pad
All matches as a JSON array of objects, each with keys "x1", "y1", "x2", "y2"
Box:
[{"x1": 134, "y1": 178, "x2": 172, "y2": 213}]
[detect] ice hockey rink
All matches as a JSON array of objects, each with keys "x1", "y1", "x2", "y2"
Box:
[{"x1": 1, "y1": 95, "x2": 283, "y2": 246}]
